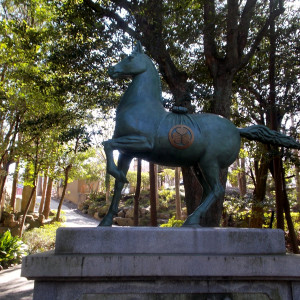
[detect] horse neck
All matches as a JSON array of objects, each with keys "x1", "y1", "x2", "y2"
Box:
[{"x1": 118, "y1": 64, "x2": 165, "y2": 112}]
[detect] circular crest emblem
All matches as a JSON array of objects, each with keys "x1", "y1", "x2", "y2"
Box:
[{"x1": 168, "y1": 125, "x2": 194, "y2": 149}]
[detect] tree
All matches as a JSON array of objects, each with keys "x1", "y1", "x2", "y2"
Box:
[
  {"x1": 0, "y1": 0, "x2": 65, "y2": 204},
  {"x1": 19, "y1": 138, "x2": 41, "y2": 237},
  {"x1": 175, "y1": 167, "x2": 182, "y2": 220},
  {"x1": 149, "y1": 162, "x2": 158, "y2": 226},
  {"x1": 233, "y1": 3, "x2": 299, "y2": 248},
  {"x1": 133, "y1": 158, "x2": 141, "y2": 226},
  {"x1": 0, "y1": 0, "x2": 106, "y2": 224},
  {"x1": 55, "y1": 126, "x2": 91, "y2": 221},
  {"x1": 38, "y1": 170, "x2": 48, "y2": 214}
]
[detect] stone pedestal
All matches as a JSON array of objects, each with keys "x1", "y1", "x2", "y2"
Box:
[{"x1": 22, "y1": 227, "x2": 300, "y2": 300}]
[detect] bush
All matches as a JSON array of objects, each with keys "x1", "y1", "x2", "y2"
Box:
[
  {"x1": 22, "y1": 222, "x2": 63, "y2": 254},
  {"x1": 158, "y1": 189, "x2": 176, "y2": 209},
  {"x1": 160, "y1": 216, "x2": 184, "y2": 228},
  {"x1": 159, "y1": 189, "x2": 175, "y2": 201},
  {"x1": 0, "y1": 230, "x2": 28, "y2": 269},
  {"x1": 88, "y1": 192, "x2": 106, "y2": 203}
]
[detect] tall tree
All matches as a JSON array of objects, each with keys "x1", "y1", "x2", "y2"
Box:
[
  {"x1": 149, "y1": 162, "x2": 158, "y2": 226},
  {"x1": 133, "y1": 158, "x2": 141, "y2": 226},
  {"x1": 55, "y1": 126, "x2": 91, "y2": 221}
]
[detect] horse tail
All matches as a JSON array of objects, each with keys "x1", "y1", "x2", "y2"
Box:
[{"x1": 238, "y1": 125, "x2": 300, "y2": 149}]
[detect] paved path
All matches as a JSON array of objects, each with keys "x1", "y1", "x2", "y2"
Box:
[
  {"x1": 50, "y1": 198, "x2": 99, "y2": 227},
  {"x1": 0, "y1": 198, "x2": 99, "y2": 300}
]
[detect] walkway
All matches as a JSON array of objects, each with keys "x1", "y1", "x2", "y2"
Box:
[{"x1": 0, "y1": 198, "x2": 99, "y2": 300}]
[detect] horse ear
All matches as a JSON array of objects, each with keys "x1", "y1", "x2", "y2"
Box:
[{"x1": 133, "y1": 41, "x2": 144, "y2": 54}]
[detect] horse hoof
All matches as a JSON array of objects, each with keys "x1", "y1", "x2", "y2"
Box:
[
  {"x1": 182, "y1": 216, "x2": 201, "y2": 227},
  {"x1": 98, "y1": 216, "x2": 113, "y2": 227}
]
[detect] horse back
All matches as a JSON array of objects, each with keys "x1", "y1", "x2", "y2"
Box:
[{"x1": 149, "y1": 112, "x2": 240, "y2": 168}]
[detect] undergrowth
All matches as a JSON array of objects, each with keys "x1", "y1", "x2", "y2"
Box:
[
  {"x1": 0, "y1": 230, "x2": 27, "y2": 269},
  {"x1": 22, "y1": 222, "x2": 64, "y2": 254}
]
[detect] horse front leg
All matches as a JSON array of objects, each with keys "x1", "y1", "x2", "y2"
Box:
[
  {"x1": 103, "y1": 139, "x2": 128, "y2": 183},
  {"x1": 103, "y1": 135, "x2": 153, "y2": 183},
  {"x1": 99, "y1": 154, "x2": 132, "y2": 226},
  {"x1": 183, "y1": 164, "x2": 224, "y2": 227}
]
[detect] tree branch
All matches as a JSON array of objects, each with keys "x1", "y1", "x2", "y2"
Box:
[
  {"x1": 83, "y1": 0, "x2": 138, "y2": 38},
  {"x1": 203, "y1": 0, "x2": 218, "y2": 77},
  {"x1": 239, "y1": 4, "x2": 284, "y2": 71},
  {"x1": 226, "y1": 0, "x2": 239, "y2": 68},
  {"x1": 237, "y1": 0, "x2": 257, "y2": 56}
]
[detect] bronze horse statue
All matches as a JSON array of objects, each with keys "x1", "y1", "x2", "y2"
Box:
[{"x1": 100, "y1": 42, "x2": 300, "y2": 227}]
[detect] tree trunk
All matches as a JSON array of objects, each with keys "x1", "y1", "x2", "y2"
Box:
[
  {"x1": 105, "y1": 173, "x2": 111, "y2": 205},
  {"x1": 0, "y1": 174, "x2": 7, "y2": 217},
  {"x1": 268, "y1": 0, "x2": 284, "y2": 230},
  {"x1": 272, "y1": 155, "x2": 284, "y2": 230},
  {"x1": 154, "y1": 164, "x2": 159, "y2": 208},
  {"x1": 149, "y1": 162, "x2": 157, "y2": 226},
  {"x1": 295, "y1": 156, "x2": 300, "y2": 208},
  {"x1": 210, "y1": 73, "x2": 234, "y2": 118},
  {"x1": 134, "y1": 159, "x2": 141, "y2": 226},
  {"x1": 36, "y1": 175, "x2": 43, "y2": 196},
  {"x1": 175, "y1": 167, "x2": 181, "y2": 220},
  {"x1": 21, "y1": 185, "x2": 36, "y2": 213},
  {"x1": 10, "y1": 159, "x2": 20, "y2": 212},
  {"x1": 56, "y1": 165, "x2": 72, "y2": 221},
  {"x1": 21, "y1": 166, "x2": 37, "y2": 213},
  {"x1": 237, "y1": 147, "x2": 247, "y2": 197},
  {"x1": 38, "y1": 175, "x2": 48, "y2": 214},
  {"x1": 43, "y1": 177, "x2": 53, "y2": 219},
  {"x1": 231, "y1": 160, "x2": 239, "y2": 188},
  {"x1": 281, "y1": 161, "x2": 299, "y2": 253},
  {"x1": 19, "y1": 185, "x2": 36, "y2": 237},
  {"x1": 250, "y1": 154, "x2": 269, "y2": 228},
  {"x1": 0, "y1": 185, "x2": 5, "y2": 222},
  {"x1": 0, "y1": 162, "x2": 10, "y2": 206}
]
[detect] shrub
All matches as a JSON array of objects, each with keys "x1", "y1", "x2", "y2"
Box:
[
  {"x1": 0, "y1": 230, "x2": 28, "y2": 269},
  {"x1": 159, "y1": 189, "x2": 175, "y2": 201},
  {"x1": 160, "y1": 216, "x2": 184, "y2": 228},
  {"x1": 22, "y1": 222, "x2": 63, "y2": 254},
  {"x1": 158, "y1": 189, "x2": 176, "y2": 209},
  {"x1": 89, "y1": 192, "x2": 106, "y2": 203}
]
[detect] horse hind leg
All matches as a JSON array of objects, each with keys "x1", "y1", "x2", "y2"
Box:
[
  {"x1": 98, "y1": 153, "x2": 132, "y2": 226},
  {"x1": 183, "y1": 163, "x2": 225, "y2": 227},
  {"x1": 192, "y1": 164, "x2": 211, "y2": 202}
]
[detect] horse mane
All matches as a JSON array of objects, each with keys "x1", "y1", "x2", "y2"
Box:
[{"x1": 144, "y1": 54, "x2": 164, "y2": 104}]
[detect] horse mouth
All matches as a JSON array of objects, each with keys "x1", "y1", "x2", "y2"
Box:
[
  {"x1": 109, "y1": 71, "x2": 130, "y2": 79},
  {"x1": 108, "y1": 70, "x2": 123, "y2": 79}
]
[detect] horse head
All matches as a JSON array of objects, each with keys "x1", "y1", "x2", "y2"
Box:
[{"x1": 108, "y1": 41, "x2": 147, "y2": 79}]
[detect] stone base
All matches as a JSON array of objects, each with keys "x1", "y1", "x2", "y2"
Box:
[{"x1": 21, "y1": 227, "x2": 300, "y2": 300}]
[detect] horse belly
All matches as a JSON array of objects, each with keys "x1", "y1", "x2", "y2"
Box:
[
  {"x1": 194, "y1": 114, "x2": 241, "y2": 168},
  {"x1": 147, "y1": 114, "x2": 205, "y2": 167}
]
